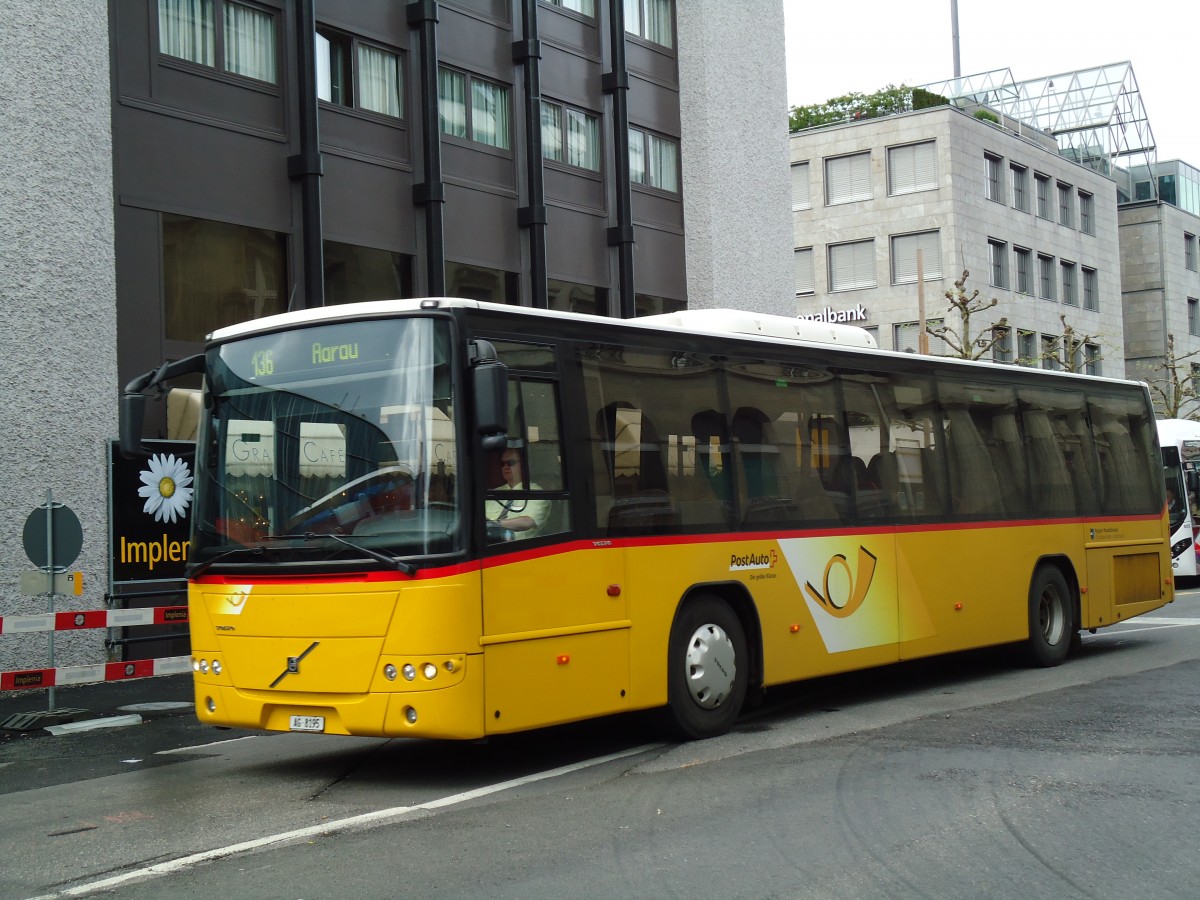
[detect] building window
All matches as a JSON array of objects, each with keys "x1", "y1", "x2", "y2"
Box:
[
  {"x1": 1187, "y1": 233, "x2": 1198, "y2": 271},
  {"x1": 1035, "y1": 172, "x2": 1052, "y2": 219},
  {"x1": 162, "y1": 213, "x2": 287, "y2": 343},
  {"x1": 446, "y1": 261, "x2": 518, "y2": 303},
  {"x1": 791, "y1": 162, "x2": 811, "y2": 210},
  {"x1": 988, "y1": 239, "x2": 1008, "y2": 288},
  {"x1": 158, "y1": 0, "x2": 278, "y2": 84},
  {"x1": 1079, "y1": 191, "x2": 1094, "y2": 234},
  {"x1": 825, "y1": 152, "x2": 872, "y2": 205},
  {"x1": 1014, "y1": 246, "x2": 1031, "y2": 294},
  {"x1": 1041, "y1": 334, "x2": 1059, "y2": 370},
  {"x1": 1084, "y1": 344, "x2": 1100, "y2": 376},
  {"x1": 887, "y1": 141, "x2": 937, "y2": 195},
  {"x1": 635, "y1": 292, "x2": 685, "y2": 316},
  {"x1": 629, "y1": 127, "x2": 679, "y2": 192},
  {"x1": 439, "y1": 67, "x2": 511, "y2": 150},
  {"x1": 891, "y1": 230, "x2": 941, "y2": 284},
  {"x1": 323, "y1": 242, "x2": 414, "y2": 304},
  {"x1": 1010, "y1": 163, "x2": 1029, "y2": 212},
  {"x1": 1057, "y1": 182, "x2": 1073, "y2": 227},
  {"x1": 1083, "y1": 266, "x2": 1098, "y2": 310},
  {"x1": 316, "y1": 30, "x2": 403, "y2": 118},
  {"x1": 548, "y1": 279, "x2": 606, "y2": 315},
  {"x1": 1061, "y1": 261, "x2": 1077, "y2": 305},
  {"x1": 544, "y1": 0, "x2": 595, "y2": 14},
  {"x1": 794, "y1": 248, "x2": 814, "y2": 295},
  {"x1": 542, "y1": 101, "x2": 601, "y2": 171},
  {"x1": 828, "y1": 239, "x2": 876, "y2": 292},
  {"x1": 624, "y1": 0, "x2": 673, "y2": 48},
  {"x1": 894, "y1": 319, "x2": 942, "y2": 354},
  {"x1": 1190, "y1": 298, "x2": 1200, "y2": 336},
  {"x1": 992, "y1": 325, "x2": 1013, "y2": 363},
  {"x1": 1038, "y1": 254, "x2": 1055, "y2": 300},
  {"x1": 1017, "y1": 330, "x2": 1036, "y2": 367},
  {"x1": 984, "y1": 153, "x2": 1003, "y2": 202}
]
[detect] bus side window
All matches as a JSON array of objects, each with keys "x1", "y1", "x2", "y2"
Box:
[{"x1": 595, "y1": 401, "x2": 678, "y2": 536}]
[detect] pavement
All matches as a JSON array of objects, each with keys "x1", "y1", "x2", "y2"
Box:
[{"x1": 0, "y1": 673, "x2": 195, "y2": 741}]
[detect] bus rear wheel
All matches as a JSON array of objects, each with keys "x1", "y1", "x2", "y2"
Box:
[
  {"x1": 1025, "y1": 566, "x2": 1074, "y2": 667},
  {"x1": 666, "y1": 595, "x2": 748, "y2": 740}
]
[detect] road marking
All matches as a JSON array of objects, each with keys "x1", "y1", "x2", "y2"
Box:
[
  {"x1": 155, "y1": 735, "x2": 259, "y2": 755},
  {"x1": 31, "y1": 742, "x2": 661, "y2": 898},
  {"x1": 1091, "y1": 616, "x2": 1200, "y2": 637}
]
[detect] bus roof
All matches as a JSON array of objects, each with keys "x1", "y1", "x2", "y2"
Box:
[
  {"x1": 1156, "y1": 418, "x2": 1200, "y2": 444},
  {"x1": 207, "y1": 298, "x2": 876, "y2": 348},
  {"x1": 205, "y1": 298, "x2": 1143, "y2": 389}
]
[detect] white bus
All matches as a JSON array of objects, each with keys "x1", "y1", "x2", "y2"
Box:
[{"x1": 1157, "y1": 419, "x2": 1200, "y2": 578}]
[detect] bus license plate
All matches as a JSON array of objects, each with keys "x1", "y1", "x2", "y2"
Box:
[{"x1": 289, "y1": 715, "x2": 325, "y2": 733}]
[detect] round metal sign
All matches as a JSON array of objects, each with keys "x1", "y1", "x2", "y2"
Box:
[{"x1": 22, "y1": 504, "x2": 83, "y2": 569}]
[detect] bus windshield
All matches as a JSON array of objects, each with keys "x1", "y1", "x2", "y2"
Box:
[{"x1": 190, "y1": 316, "x2": 460, "y2": 569}]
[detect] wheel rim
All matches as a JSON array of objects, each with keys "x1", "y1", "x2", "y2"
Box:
[
  {"x1": 683, "y1": 622, "x2": 736, "y2": 709},
  {"x1": 1038, "y1": 583, "x2": 1067, "y2": 645}
]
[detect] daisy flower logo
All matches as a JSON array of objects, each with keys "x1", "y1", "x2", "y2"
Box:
[{"x1": 138, "y1": 453, "x2": 195, "y2": 524}]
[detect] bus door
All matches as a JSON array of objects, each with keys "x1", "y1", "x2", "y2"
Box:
[{"x1": 480, "y1": 347, "x2": 629, "y2": 733}]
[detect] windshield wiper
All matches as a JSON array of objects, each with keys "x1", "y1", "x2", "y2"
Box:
[
  {"x1": 259, "y1": 532, "x2": 416, "y2": 574},
  {"x1": 312, "y1": 532, "x2": 416, "y2": 574}
]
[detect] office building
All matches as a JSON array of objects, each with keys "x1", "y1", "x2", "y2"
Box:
[{"x1": 0, "y1": 0, "x2": 792, "y2": 671}]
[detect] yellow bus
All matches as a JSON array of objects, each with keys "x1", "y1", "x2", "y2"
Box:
[{"x1": 120, "y1": 299, "x2": 1173, "y2": 740}]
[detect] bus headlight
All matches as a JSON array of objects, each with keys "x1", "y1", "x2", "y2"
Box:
[
  {"x1": 405, "y1": 706, "x2": 418, "y2": 724},
  {"x1": 384, "y1": 664, "x2": 398, "y2": 681},
  {"x1": 422, "y1": 663, "x2": 438, "y2": 680},
  {"x1": 402, "y1": 664, "x2": 417, "y2": 681},
  {"x1": 211, "y1": 660, "x2": 222, "y2": 676}
]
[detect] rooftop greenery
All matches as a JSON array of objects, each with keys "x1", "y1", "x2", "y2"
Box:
[{"x1": 789, "y1": 85, "x2": 949, "y2": 133}]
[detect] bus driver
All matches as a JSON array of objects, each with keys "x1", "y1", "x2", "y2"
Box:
[{"x1": 486, "y1": 449, "x2": 549, "y2": 538}]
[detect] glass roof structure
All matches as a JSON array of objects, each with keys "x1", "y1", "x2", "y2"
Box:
[{"x1": 920, "y1": 62, "x2": 1157, "y2": 185}]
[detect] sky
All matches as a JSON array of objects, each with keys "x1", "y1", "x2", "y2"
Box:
[{"x1": 784, "y1": 0, "x2": 1198, "y2": 165}]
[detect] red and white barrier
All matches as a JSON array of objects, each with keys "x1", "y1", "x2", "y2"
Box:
[
  {"x1": 1, "y1": 656, "x2": 191, "y2": 691},
  {"x1": 1, "y1": 604, "x2": 191, "y2": 691},
  {"x1": 0, "y1": 605, "x2": 187, "y2": 634}
]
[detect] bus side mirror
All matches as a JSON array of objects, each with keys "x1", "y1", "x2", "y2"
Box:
[
  {"x1": 470, "y1": 341, "x2": 508, "y2": 451},
  {"x1": 119, "y1": 353, "x2": 206, "y2": 459},
  {"x1": 119, "y1": 391, "x2": 148, "y2": 459}
]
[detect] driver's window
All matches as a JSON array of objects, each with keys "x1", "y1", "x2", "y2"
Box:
[{"x1": 485, "y1": 342, "x2": 569, "y2": 542}]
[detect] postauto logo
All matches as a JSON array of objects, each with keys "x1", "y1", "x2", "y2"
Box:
[{"x1": 729, "y1": 549, "x2": 777, "y2": 571}]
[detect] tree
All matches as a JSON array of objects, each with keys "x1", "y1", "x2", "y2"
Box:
[
  {"x1": 926, "y1": 270, "x2": 1008, "y2": 360},
  {"x1": 1040, "y1": 313, "x2": 1100, "y2": 373},
  {"x1": 1144, "y1": 333, "x2": 1200, "y2": 419},
  {"x1": 788, "y1": 85, "x2": 913, "y2": 132}
]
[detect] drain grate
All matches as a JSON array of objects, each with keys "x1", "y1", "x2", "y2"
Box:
[{"x1": 1, "y1": 709, "x2": 90, "y2": 732}]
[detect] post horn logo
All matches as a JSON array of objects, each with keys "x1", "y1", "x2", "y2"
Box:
[{"x1": 804, "y1": 546, "x2": 878, "y2": 619}]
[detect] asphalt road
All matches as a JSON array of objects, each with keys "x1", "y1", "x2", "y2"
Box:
[{"x1": 2, "y1": 590, "x2": 1198, "y2": 900}]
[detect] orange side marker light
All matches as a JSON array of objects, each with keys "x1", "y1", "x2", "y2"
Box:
[{"x1": 557, "y1": 655, "x2": 570, "y2": 665}]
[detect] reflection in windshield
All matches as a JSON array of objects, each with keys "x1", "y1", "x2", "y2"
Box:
[{"x1": 191, "y1": 317, "x2": 459, "y2": 568}]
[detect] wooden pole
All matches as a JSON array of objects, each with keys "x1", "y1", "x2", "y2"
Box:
[{"x1": 917, "y1": 250, "x2": 928, "y2": 354}]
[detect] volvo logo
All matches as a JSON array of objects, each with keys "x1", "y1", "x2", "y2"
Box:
[{"x1": 269, "y1": 641, "x2": 320, "y2": 688}]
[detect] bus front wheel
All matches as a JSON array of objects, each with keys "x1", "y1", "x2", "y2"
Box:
[
  {"x1": 1025, "y1": 566, "x2": 1074, "y2": 667},
  {"x1": 666, "y1": 595, "x2": 748, "y2": 740}
]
